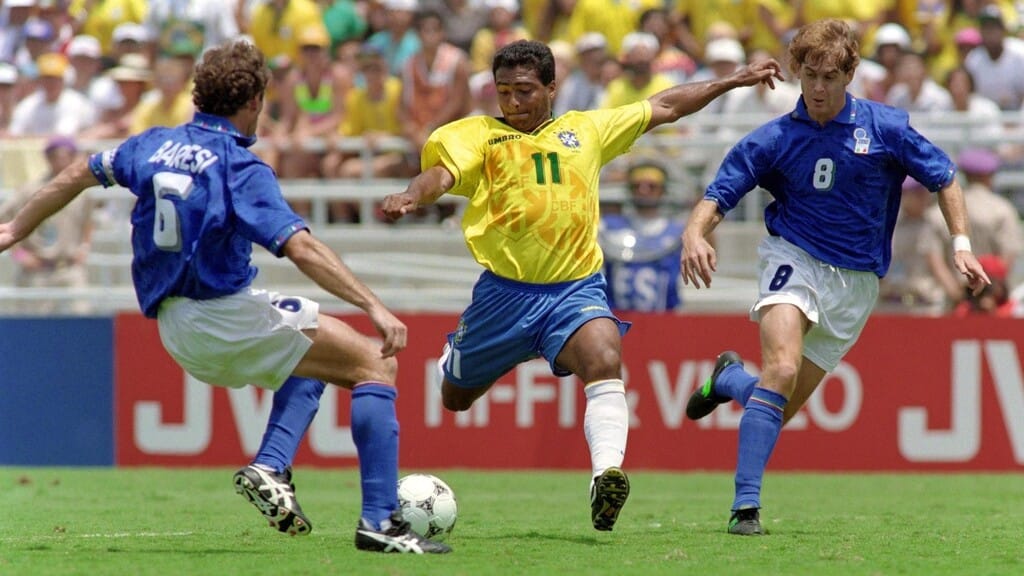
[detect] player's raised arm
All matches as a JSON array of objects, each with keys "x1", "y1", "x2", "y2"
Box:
[
  {"x1": 0, "y1": 158, "x2": 98, "y2": 253},
  {"x1": 645, "y1": 58, "x2": 784, "y2": 133},
  {"x1": 380, "y1": 165, "x2": 456, "y2": 221}
]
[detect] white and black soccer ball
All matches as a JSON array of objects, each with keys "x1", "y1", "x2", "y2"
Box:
[{"x1": 397, "y1": 473, "x2": 458, "y2": 541}]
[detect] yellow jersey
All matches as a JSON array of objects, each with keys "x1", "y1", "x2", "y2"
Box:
[
  {"x1": 248, "y1": 0, "x2": 324, "y2": 61},
  {"x1": 340, "y1": 77, "x2": 403, "y2": 136},
  {"x1": 422, "y1": 101, "x2": 652, "y2": 283}
]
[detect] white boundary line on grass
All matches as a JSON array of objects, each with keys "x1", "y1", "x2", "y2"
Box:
[{"x1": 0, "y1": 531, "x2": 195, "y2": 542}]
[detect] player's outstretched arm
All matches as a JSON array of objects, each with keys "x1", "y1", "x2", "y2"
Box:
[
  {"x1": 0, "y1": 158, "x2": 98, "y2": 253},
  {"x1": 935, "y1": 179, "x2": 991, "y2": 295},
  {"x1": 645, "y1": 58, "x2": 784, "y2": 133},
  {"x1": 381, "y1": 165, "x2": 455, "y2": 222},
  {"x1": 681, "y1": 199, "x2": 725, "y2": 289},
  {"x1": 283, "y1": 230, "x2": 407, "y2": 357}
]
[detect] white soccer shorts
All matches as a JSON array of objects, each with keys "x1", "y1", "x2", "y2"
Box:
[
  {"x1": 750, "y1": 235, "x2": 878, "y2": 372},
  {"x1": 157, "y1": 287, "x2": 319, "y2": 390}
]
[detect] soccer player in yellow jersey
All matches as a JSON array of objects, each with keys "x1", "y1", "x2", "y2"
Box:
[{"x1": 382, "y1": 40, "x2": 783, "y2": 532}]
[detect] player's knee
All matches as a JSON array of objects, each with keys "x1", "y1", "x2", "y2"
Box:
[
  {"x1": 375, "y1": 355, "x2": 399, "y2": 383},
  {"x1": 761, "y1": 361, "x2": 799, "y2": 393},
  {"x1": 351, "y1": 354, "x2": 398, "y2": 386},
  {"x1": 586, "y1": 346, "x2": 622, "y2": 378},
  {"x1": 441, "y1": 386, "x2": 476, "y2": 412},
  {"x1": 442, "y1": 395, "x2": 472, "y2": 412}
]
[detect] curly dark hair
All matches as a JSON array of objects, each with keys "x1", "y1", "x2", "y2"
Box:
[
  {"x1": 492, "y1": 40, "x2": 556, "y2": 86},
  {"x1": 192, "y1": 40, "x2": 271, "y2": 117}
]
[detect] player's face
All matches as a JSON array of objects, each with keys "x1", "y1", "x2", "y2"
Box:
[
  {"x1": 630, "y1": 178, "x2": 664, "y2": 208},
  {"x1": 797, "y1": 61, "x2": 852, "y2": 124},
  {"x1": 494, "y1": 65, "x2": 554, "y2": 133}
]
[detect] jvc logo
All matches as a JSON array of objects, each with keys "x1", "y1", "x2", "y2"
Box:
[
  {"x1": 133, "y1": 383, "x2": 358, "y2": 457},
  {"x1": 898, "y1": 340, "x2": 1024, "y2": 463}
]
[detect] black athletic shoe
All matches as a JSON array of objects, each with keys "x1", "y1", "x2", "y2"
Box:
[
  {"x1": 728, "y1": 508, "x2": 764, "y2": 536},
  {"x1": 354, "y1": 510, "x2": 452, "y2": 554},
  {"x1": 685, "y1": 351, "x2": 743, "y2": 420},
  {"x1": 590, "y1": 466, "x2": 630, "y2": 531},
  {"x1": 233, "y1": 465, "x2": 312, "y2": 536}
]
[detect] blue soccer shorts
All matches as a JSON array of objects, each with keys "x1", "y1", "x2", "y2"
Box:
[{"x1": 440, "y1": 271, "x2": 631, "y2": 388}]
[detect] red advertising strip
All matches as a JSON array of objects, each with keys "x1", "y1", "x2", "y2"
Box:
[{"x1": 115, "y1": 313, "x2": 1024, "y2": 471}]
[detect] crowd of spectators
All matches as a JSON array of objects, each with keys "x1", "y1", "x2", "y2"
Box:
[{"x1": 0, "y1": 0, "x2": 1022, "y2": 315}]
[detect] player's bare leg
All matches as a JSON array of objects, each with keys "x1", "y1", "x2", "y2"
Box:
[
  {"x1": 557, "y1": 318, "x2": 631, "y2": 530},
  {"x1": 782, "y1": 360, "x2": 828, "y2": 424},
  {"x1": 729, "y1": 304, "x2": 805, "y2": 535},
  {"x1": 441, "y1": 380, "x2": 495, "y2": 411}
]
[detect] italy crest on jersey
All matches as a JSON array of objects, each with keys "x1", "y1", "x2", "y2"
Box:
[{"x1": 853, "y1": 127, "x2": 871, "y2": 154}]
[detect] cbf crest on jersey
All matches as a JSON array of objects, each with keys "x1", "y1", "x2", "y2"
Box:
[
  {"x1": 558, "y1": 130, "x2": 581, "y2": 149},
  {"x1": 853, "y1": 127, "x2": 870, "y2": 154}
]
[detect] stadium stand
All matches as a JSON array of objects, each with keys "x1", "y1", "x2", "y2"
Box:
[{"x1": 2, "y1": 111, "x2": 1023, "y2": 315}]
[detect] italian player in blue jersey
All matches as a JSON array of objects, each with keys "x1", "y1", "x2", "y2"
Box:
[
  {"x1": 680, "y1": 19, "x2": 992, "y2": 536},
  {"x1": 381, "y1": 40, "x2": 784, "y2": 531},
  {"x1": 0, "y1": 40, "x2": 449, "y2": 554}
]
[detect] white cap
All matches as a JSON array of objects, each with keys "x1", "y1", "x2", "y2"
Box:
[
  {"x1": 874, "y1": 23, "x2": 911, "y2": 50},
  {"x1": 549, "y1": 40, "x2": 573, "y2": 62},
  {"x1": 0, "y1": 62, "x2": 18, "y2": 84},
  {"x1": 382, "y1": 0, "x2": 417, "y2": 11},
  {"x1": 108, "y1": 53, "x2": 152, "y2": 82},
  {"x1": 5, "y1": 0, "x2": 36, "y2": 8},
  {"x1": 484, "y1": 0, "x2": 518, "y2": 11},
  {"x1": 112, "y1": 22, "x2": 150, "y2": 44},
  {"x1": 620, "y1": 32, "x2": 659, "y2": 57},
  {"x1": 704, "y1": 38, "x2": 745, "y2": 64},
  {"x1": 66, "y1": 35, "x2": 102, "y2": 59},
  {"x1": 575, "y1": 32, "x2": 607, "y2": 54}
]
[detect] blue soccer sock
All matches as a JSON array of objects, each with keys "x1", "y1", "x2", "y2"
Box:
[
  {"x1": 351, "y1": 383, "x2": 400, "y2": 529},
  {"x1": 732, "y1": 387, "x2": 787, "y2": 511},
  {"x1": 715, "y1": 364, "x2": 759, "y2": 407},
  {"x1": 253, "y1": 376, "x2": 326, "y2": 473}
]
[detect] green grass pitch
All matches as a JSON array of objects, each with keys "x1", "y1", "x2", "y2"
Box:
[{"x1": 2, "y1": 468, "x2": 1022, "y2": 575}]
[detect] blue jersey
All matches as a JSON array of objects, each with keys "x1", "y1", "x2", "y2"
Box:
[
  {"x1": 88, "y1": 113, "x2": 307, "y2": 318},
  {"x1": 600, "y1": 214, "x2": 684, "y2": 311},
  {"x1": 706, "y1": 94, "x2": 955, "y2": 277}
]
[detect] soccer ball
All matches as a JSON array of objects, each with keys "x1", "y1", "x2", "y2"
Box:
[{"x1": 397, "y1": 473, "x2": 458, "y2": 541}]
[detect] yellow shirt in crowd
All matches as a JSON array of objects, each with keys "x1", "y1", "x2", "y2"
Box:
[
  {"x1": 340, "y1": 76, "x2": 403, "y2": 136},
  {"x1": 248, "y1": 0, "x2": 325, "y2": 61},
  {"x1": 69, "y1": 0, "x2": 147, "y2": 54}
]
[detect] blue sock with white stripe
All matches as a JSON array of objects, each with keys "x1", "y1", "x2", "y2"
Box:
[
  {"x1": 732, "y1": 387, "x2": 787, "y2": 510},
  {"x1": 253, "y1": 376, "x2": 326, "y2": 473},
  {"x1": 351, "y1": 383, "x2": 400, "y2": 529},
  {"x1": 715, "y1": 364, "x2": 759, "y2": 407}
]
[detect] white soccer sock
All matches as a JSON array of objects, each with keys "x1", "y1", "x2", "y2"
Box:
[{"x1": 583, "y1": 379, "x2": 628, "y2": 480}]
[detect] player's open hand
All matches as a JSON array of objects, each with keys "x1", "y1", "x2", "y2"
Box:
[
  {"x1": 368, "y1": 304, "x2": 408, "y2": 358},
  {"x1": 0, "y1": 222, "x2": 16, "y2": 253},
  {"x1": 732, "y1": 58, "x2": 785, "y2": 90},
  {"x1": 380, "y1": 191, "x2": 418, "y2": 222},
  {"x1": 681, "y1": 233, "x2": 717, "y2": 289},
  {"x1": 956, "y1": 251, "x2": 993, "y2": 296}
]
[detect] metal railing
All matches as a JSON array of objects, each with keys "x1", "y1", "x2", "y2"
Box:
[{"x1": 1, "y1": 110, "x2": 1022, "y2": 315}]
